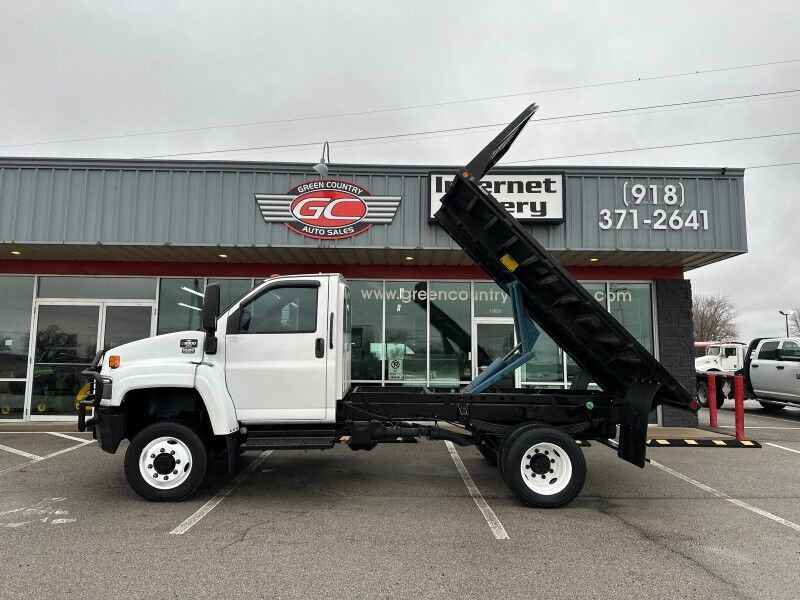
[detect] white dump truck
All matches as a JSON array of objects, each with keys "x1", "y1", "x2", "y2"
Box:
[{"x1": 77, "y1": 105, "x2": 697, "y2": 508}]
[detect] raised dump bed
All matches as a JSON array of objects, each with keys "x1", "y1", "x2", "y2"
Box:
[{"x1": 434, "y1": 103, "x2": 696, "y2": 414}]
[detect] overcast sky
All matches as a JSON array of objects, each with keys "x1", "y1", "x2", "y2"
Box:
[{"x1": 1, "y1": 0, "x2": 798, "y2": 341}]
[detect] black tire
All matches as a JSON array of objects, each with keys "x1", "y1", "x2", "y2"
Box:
[
  {"x1": 476, "y1": 441, "x2": 498, "y2": 466},
  {"x1": 124, "y1": 421, "x2": 208, "y2": 501},
  {"x1": 501, "y1": 427, "x2": 586, "y2": 508},
  {"x1": 696, "y1": 381, "x2": 709, "y2": 407},
  {"x1": 498, "y1": 423, "x2": 543, "y2": 483},
  {"x1": 759, "y1": 401, "x2": 786, "y2": 411},
  {"x1": 697, "y1": 378, "x2": 725, "y2": 409}
]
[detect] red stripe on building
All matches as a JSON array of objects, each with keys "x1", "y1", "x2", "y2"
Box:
[{"x1": 0, "y1": 260, "x2": 684, "y2": 280}]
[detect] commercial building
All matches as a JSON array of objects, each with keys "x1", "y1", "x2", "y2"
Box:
[{"x1": 0, "y1": 158, "x2": 747, "y2": 425}]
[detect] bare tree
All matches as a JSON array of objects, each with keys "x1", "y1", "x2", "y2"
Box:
[
  {"x1": 693, "y1": 294, "x2": 739, "y2": 342},
  {"x1": 789, "y1": 308, "x2": 800, "y2": 336}
]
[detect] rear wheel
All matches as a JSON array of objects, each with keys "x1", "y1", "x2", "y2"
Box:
[
  {"x1": 501, "y1": 427, "x2": 586, "y2": 508},
  {"x1": 124, "y1": 421, "x2": 208, "y2": 501},
  {"x1": 759, "y1": 401, "x2": 786, "y2": 411},
  {"x1": 498, "y1": 423, "x2": 542, "y2": 482}
]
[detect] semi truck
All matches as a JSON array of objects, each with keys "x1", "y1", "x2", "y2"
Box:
[
  {"x1": 77, "y1": 104, "x2": 698, "y2": 508},
  {"x1": 699, "y1": 337, "x2": 800, "y2": 410}
]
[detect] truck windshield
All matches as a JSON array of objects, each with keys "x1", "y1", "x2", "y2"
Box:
[{"x1": 707, "y1": 347, "x2": 721, "y2": 356}]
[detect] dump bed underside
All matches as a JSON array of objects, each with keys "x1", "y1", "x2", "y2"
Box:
[{"x1": 433, "y1": 105, "x2": 694, "y2": 412}]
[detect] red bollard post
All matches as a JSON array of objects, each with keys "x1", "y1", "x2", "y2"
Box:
[
  {"x1": 707, "y1": 373, "x2": 718, "y2": 428},
  {"x1": 734, "y1": 374, "x2": 745, "y2": 441}
]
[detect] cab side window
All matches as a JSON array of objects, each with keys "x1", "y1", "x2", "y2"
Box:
[
  {"x1": 238, "y1": 286, "x2": 318, "y2": 334},
  {"x1": 780, "y1": 340, "x2": 800, "y2": 358},
  {"x1": 758, "y1": 341, "x2": 780, "y2": 360},
  {"x1": 723, "y1": 347, "x2": 738, "y2": 357}
]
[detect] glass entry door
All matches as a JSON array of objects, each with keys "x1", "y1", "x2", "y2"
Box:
[
  {"x1": 28, "y1": 302, "x2": 154, "y2": 419},
  {"x1": 472, "y1": 319, "x2": 519, "y2": 390}
]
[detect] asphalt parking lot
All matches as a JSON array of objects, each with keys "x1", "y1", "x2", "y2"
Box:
[{"x1": 1, "y1": 403, "x2": 799, "y2": 600}]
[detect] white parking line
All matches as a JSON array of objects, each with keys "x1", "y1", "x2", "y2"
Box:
[
  {"x1": 650, "y1": 459, "x2": 800, "y2": 534},
  {"x1": 0, "y1": 440, "x2": 95, "y2": 476},
  {"x1": 46, "y1": 432, "x2": 92, "y2": 443},
  {"x1": 445, "y1": 441, "x2": 509, "y2": 541},
  {"x1": 720, "y1": 409, "x2": 800, "y2": 425},
  {"x1": 0, "y1": 443, "x2": 41, "y2": 460},
  {"x1": 766, "y1": 442, "x2": 800, "y2": 455},
  {"x1": 169, "y1": 450, "x2": 272, "y2": 535}
]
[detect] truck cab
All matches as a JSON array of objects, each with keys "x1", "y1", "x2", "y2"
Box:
[
  {"x1": 748, "y1": 337, "x2": 800, "y2": 404},
  {"x1": 695, "y1": 342, "x2": 745, "y2": 373}
]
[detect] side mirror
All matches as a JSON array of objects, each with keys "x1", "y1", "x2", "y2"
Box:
[{"x1": 202, "y1": 283, "x2": 221, "y2": 354}]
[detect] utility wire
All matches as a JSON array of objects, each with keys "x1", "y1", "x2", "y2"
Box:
[
  {"x1": 220, "y1": 91, "x2": 800, "y2": 159},
  {"x1": 139, "y1": 88, "x2": 800, "y2": 159},
  {"x1": 501, "y1": 131, "x2": 800, "y2": 163},
  {"x1": 745, "y1": 161, "x2": 800, "y2": 169},
  {"x1": 2, "y1": 57, "x2": 799, "y2": 150}
]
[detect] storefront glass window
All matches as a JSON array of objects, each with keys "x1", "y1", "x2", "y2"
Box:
[
  {"x1": 157, "y1": 278, "x2": 203, "y2": 334},
  {"x1": 349, "y1": 280, "x2": 383, "y2": 381},
  {"x1": 609, "y1": 283, "x2": 654, "y2": 352},
  {"x1": 474, "y1": 282, "x2": 511, "y2": 317},
  {"x1": 429, "y1": 282, "x2": 471, "y2": 383},
  {"x1": 384, "y1": 281, "x2": 427, "y2": 382},
  {"x1": 208, "y1": 278, "x2": 254, "y2": 313},
  {"x1": 522, "y1": 331, "x2": 563, "y2": 384},
  {"x1": 0, "y1": 276, "x2": 34, "y2": 379},
  {"x1": 0, "y1": 381, "x2": 26, "y2": 419},
  {"x1": 38, "y1": 276, "x2": 156, "y2": 299}
]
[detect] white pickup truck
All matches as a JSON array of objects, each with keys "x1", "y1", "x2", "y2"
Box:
[{"x1": 697, "y1": 338, "x2": 800, "y2": 410}]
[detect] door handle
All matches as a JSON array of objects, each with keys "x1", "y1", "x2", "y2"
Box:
[
  {"x1": 752, "y1": 364, "x2": 759, "y2": 368},
  {"x1": 777, "y1": 365, "x2": 785, "y2": 370},
  {"x1": 329, "y1": 313, "x2": 334, "y2": 349},
  {"x1": 315, "y1": 337, "x2": 325, "y2": 358}
]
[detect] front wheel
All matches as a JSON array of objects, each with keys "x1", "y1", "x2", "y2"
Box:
[
  {"x1": 124, "y1": 422, "x2": 208, "y2": 501},
  {"x1": 697, "y1": 379, "x2": 724, "y2": 409},
  {"x1": 501, "y1": 427, "x2": 586, "y2": 508}
]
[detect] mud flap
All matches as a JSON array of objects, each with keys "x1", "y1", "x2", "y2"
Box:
[
  {"x1": 226, "y1": 433, "x2": 237, "y2": 475},
  {"x1": 617, "y1": 383, "x2": 660, "y2": 468}
]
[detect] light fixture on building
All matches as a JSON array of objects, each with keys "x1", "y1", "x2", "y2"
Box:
[
  {"x1": 218, "y1": 253, "x2": 228, "y2": 258},
  {"x1": 181, "y1": 286, "x2": 204, "y2": 298},
  {"x1": 405, "y1": 256, "x2": 414, "y2": 261},
  {"x1": 589, "y1": 257, "x2": 599, "y2": 262},
  {"x1": 178, "y1": 302, "x2": 202, "y2": 312},
  {"x1": 313, "y1": 141, "x2": 331, "y2": 178},
  {"x1": 10, "y1": 250, "x2": 21, "y2": 255}
]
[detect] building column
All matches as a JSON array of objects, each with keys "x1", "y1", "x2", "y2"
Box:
[{"x1": 655, "y1": 279, "x2": 698, "y2": 427}]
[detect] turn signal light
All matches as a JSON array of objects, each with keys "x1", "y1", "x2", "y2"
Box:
[{"x1": 108, "y1": 355, "x2": 121, "y2": 369}]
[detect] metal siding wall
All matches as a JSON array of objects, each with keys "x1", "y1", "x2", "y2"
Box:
[{"x1": 0, "y1": 162, "x2": 746, "y2": 253}]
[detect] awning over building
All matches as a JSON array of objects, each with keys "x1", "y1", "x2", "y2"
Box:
[{"x1": 0, "y1": 158, "x2": 746, "y2": 271}]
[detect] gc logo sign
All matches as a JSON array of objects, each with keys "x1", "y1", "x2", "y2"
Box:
[{"x1": 256, "y1": 179, "x2": 401, "y2": 240}]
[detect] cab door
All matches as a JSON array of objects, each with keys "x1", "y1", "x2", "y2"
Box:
[
  {"x1": 777, "y1": 340, "x2": 800, "y2": 400},
  {"x1": 749, "y1": 340, "x2": 779, "y2": 396},
  {"x1": 224, "y1": 278, "x2": 329, "y2": 422}
]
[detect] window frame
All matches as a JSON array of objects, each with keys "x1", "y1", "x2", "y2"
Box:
[{"x1": 226, "y1": 281, "x2": 321, "y2": 335}]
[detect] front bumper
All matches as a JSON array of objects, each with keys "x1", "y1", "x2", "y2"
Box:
[{"x1": 77, "y1": 350, "x2": 127, "y2": 453}]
